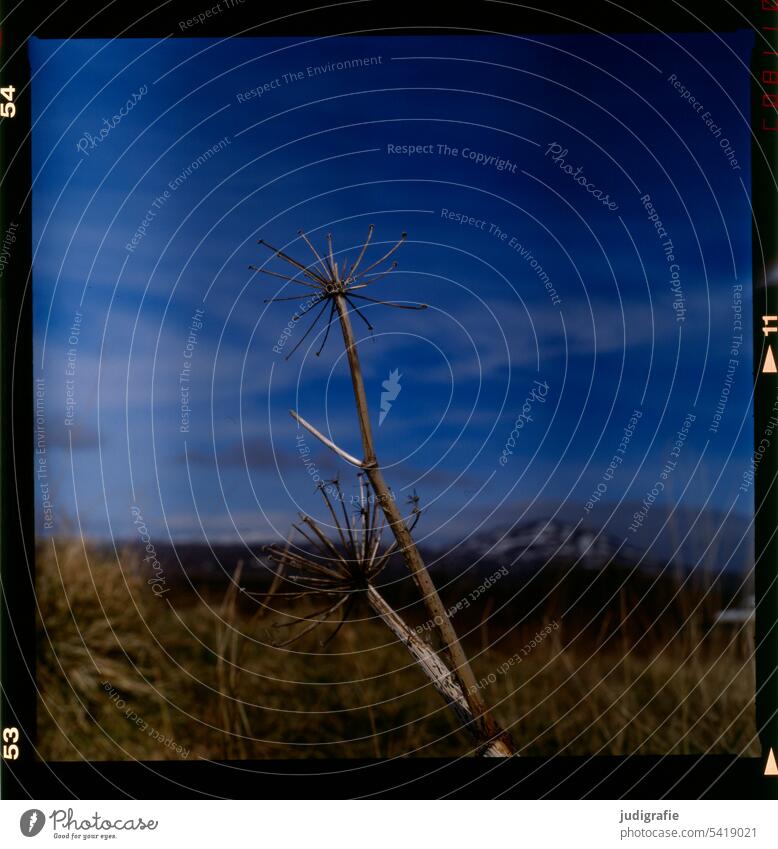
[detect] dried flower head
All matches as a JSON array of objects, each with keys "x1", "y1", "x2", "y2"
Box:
[
  {"x1": 250, "y1": 226, "x2": 427, "y2": 359},
  {"x1": 260, "y1": 474, "x2": 422, "y2": 647}
]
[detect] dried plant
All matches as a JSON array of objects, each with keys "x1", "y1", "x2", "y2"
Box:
[
  {"x1": 250, "y1": 226, "x2": 426, "y2": 361},
  {"x1": 262, "y1": 475, "x2": 413, "y2": 648},
  {"x1": 254, "y1": 226, "x2": 515, "y2": 756}
]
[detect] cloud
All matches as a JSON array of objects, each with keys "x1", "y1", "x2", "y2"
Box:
[
  {"x1": 182, "y1": 436, "x2": 298, "y2": 470},
  {"x1": 46, "y1": 423, "x2": 102, "y2": 451}
]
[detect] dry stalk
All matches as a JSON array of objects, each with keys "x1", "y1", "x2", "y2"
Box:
[
  {"x1": 254, "y1": 227, "x2": 515, "y2": 756},
  {"x1": 366, "y1": 585, "x2": 511, "y2": 756},
  {"x1": 216, "y1": 560, "x2": 251, "y2": 759}
]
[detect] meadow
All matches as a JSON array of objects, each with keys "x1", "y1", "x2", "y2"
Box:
[{"x1": 35, "y1": 539, "x2": 758, "y2": 761}]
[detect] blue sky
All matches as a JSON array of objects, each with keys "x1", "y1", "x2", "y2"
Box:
[{"x1": 30, "y1": 31, "x2": 755, "y2": 556}]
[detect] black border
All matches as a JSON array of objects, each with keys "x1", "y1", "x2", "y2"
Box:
[{"x1": 1, "y1": 0, "x2": 770, "y2": 799}]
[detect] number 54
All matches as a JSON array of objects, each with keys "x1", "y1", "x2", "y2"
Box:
[{"x1": 0, "y1": 85, "x2": 16, "y2": 118}]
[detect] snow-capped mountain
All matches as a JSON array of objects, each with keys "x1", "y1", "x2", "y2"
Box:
[{"x1": 430, "y1": 518, "x2": 661, "y2": 574}]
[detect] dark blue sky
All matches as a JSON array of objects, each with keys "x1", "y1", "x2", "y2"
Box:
[{"x1": 30, "y1": 31, "x2": 755, "y2": 556}]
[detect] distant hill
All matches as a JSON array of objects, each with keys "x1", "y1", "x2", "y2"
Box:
[
  {"x1": 103, "y1": 503, "x2": 753, "y2": 595},
  {"x1": 431, "y1": 517, "x2": 658, "y2": 575},
  {"x1": 85, "y1": 507, "x2": 750, "y2": 647},
  {"x1": 435, "y1": 502, "x2": 753, "y2": 576}
]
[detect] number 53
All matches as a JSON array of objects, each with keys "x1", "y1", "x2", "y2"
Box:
[{"x1": 2, "y1": 726, "x2": 19, "y2": 759}]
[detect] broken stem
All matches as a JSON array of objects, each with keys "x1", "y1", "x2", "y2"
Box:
[
  {"x1": 290, "y1": 409, "x2": 364, "y2": 468},
  {"x1": 333, "y1": 292, "x2": 514, "y2": 755},
  {"x1": 367, "y1": 586, "x2": 512, "y2": 756}
]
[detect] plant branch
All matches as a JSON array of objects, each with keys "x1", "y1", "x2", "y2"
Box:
[
  {"x1": 290, "y1": 410, "x2": 365, "y2": 468},
  {"x1": 333, "y1": 292, "x2": 515, "y2": 755},
  {"x1": 367, "y1": 586, "x2": 513, "y2": 757}
]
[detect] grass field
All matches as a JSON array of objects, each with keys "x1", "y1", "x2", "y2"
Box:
[{"x1": 35, "y1": 538, "x2": 758, "y2": 761}]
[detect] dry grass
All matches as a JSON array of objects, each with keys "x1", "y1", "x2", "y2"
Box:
[{"x1": 35, "y1": 539, "x2": 758, "y2": 761}]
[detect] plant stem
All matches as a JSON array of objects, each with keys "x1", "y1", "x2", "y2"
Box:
[
  {"x1": 333, "y1": 293, "x2": 515, "y2": 755},
  {"x1": 367, "y1": 586, "x2": 510, "y2": 756}
]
